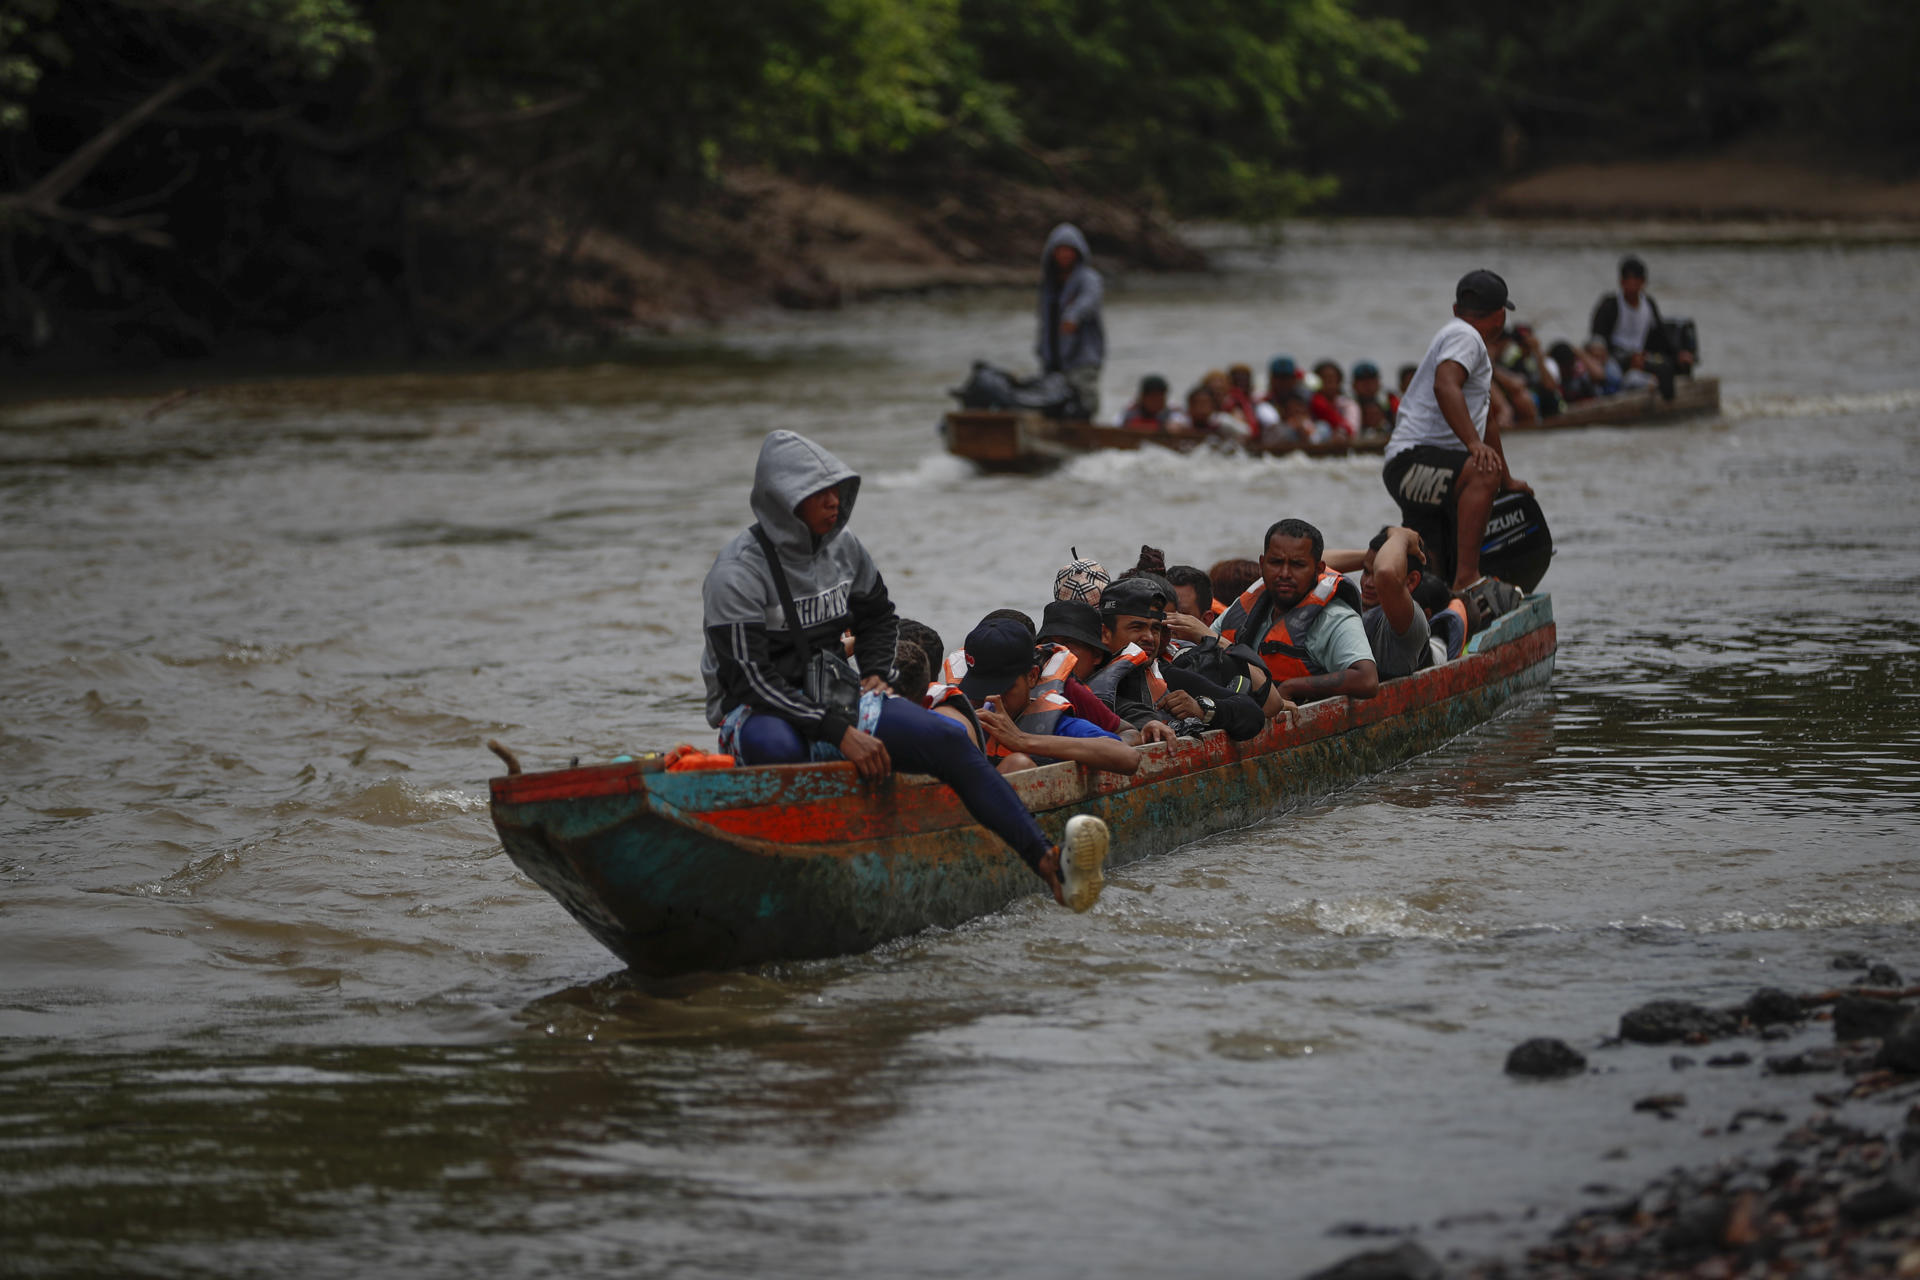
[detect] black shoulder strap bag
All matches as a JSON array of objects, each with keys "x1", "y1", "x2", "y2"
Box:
[{"x1": 750, "y1": 525, "x2": 864, "y2": 726}]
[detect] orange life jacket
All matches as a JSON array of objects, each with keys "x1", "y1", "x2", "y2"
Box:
[
  {"x1": 925, "y1": 643, "x2": 1075, "y2": 758},
  {"x1": 1216, "y1": 570, "x2": 1361, "y2": 681},
  {"x1": 1085, "y1": 640, "x2": 1168, "y2": 715},
  {"x1": 925, "y1": 649, "x2": 985, "y2": 748}
]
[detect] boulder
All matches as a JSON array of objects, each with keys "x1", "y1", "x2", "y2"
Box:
[
  {"x1": 1619, "y1": 999, "x2": 1739, "y2": 1044},
  {"x1": 1303, "y1": 1241, "x2": 1442, "y2": 1280},
  {"x1": 1833, "y1": 995, "x2": 1910, "y2": 1042},
  {"x1": 1744, "y1": 986, "x2": 1803, "y2": 1026},
  {"x1": 1854, "y1": 962, "x2": 1904, "y2": 987},
  {"x1": 1877, "y1": 1009, "x2": 1920, "y2": 1073},
  {"x1": 1505, "y1": 1037, "x2": 1588, "y2": 1079},
  {"x1": 1659, "y1": 1194, "x2": 1730, "y2": 1260}
]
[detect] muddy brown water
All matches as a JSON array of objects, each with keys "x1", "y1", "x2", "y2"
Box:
[{"x1": 3, "y1": 222, "x2": 1918, "y2": 1277}]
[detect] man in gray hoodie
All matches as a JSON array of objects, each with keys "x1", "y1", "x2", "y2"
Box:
[
  {"x1": 701, "y1": 430, "x2": 1107, "y2": 909},
  {"x1": 1035, "y1": 223, "x2": 1105, "y2": 419}
]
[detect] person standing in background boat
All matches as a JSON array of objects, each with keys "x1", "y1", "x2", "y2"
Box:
[
  {"x1": 700, "y1": 429, "x2": 1105, "y2": 910},
  {"x1": 1589, "y1": 255, "x2": 1693, "y2": 399},
  {"x1": 1382, "y1": 268, "x2": 1531, "y2": 591},
  {"x1": 1036, "y1": 223, "x2": 1105, "y2": 420}
]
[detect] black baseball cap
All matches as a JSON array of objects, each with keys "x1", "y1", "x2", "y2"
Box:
[
  {"x1": 958, "y1": 617, "x2": 1039, "y2": 702},
  {"x1": 1098, "y1": 576, "x2": 1166, "y2": 622},
  {"x1": 1037, "y1": 599, "x2": 1105, "y2": 651},
  {"x1": 1455, "y1": 269, "x2": 1515, "y2": 313}
]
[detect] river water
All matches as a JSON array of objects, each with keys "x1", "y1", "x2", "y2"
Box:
[{"x1": 3, "y1": 222, "x2": 1918, "y2": 1277}]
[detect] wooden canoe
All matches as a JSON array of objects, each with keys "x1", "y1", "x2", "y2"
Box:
[
  {"x1": 489, "y1": 596, "x2": 1557, "y2": 976},
  {"x1": 943, "y1": 411, "x2": 1388, "y2": 473},
  {"x1": 943, "y1": 376, "x2": 1719, "y2": 472},
  {"x1": 1506, "y1": 373, "x2": 1719, "y2": 432}
]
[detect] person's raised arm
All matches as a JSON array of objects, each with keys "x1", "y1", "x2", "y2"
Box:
[{"x1": 1371, "y1": 529, "x2": 1421, "y2": 638}]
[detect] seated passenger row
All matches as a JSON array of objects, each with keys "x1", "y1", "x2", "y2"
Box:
[
  {"x1": 883, "y1": 518, "x2": 1474, "y2": 782},
  {"x1": 1117, "y1": 358, "x2": 1401, "y2": 447}
]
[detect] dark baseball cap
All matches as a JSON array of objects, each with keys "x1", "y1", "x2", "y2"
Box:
[
  {"x1": 1268, "y1": 355, "x2": 1298, "y2": 377},
  {"x1": 958, "y1": 617, "x2": 1039, "y2": 702},
  {"x1": 1455, "y1": 269, "x2": 1515, "y2": 313},
  {"x1": 1037, "y1": 599, "x2": 1105, "y2": 651},
  {"x1": 1098, "y1": 576, "x2": 1166, "y2": 622},
  {"x1": 1352, "y1": 360, "x2": 1380, "y2": 380}
]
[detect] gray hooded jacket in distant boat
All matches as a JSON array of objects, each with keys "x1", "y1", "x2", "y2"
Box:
[
  {"x1": 1035, "y1": 223, "x2": 1105, "y2": 374},
  {"x1": 701, "y1": 431, "x2": 900, "y2": 744}
]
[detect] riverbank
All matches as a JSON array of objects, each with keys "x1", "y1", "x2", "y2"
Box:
[
  {"x1": 1308, "y1": 954, "x2": 1920, "y2": 1279},
  {"x1": 5, "y1": 164, "x2": 1202, "y2": 379},
  {"x1": 1482, "y1": 139, "x2": 1920, "y2": 225}
]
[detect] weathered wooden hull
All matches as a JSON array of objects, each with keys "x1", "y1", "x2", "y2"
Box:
[
  {"x1": 491, "y1": 598, "x2": 1557, "y2": 975},
  {"x1": 1510, "y1": 374, "x2": 1719, "y2": 432},
  {"x1": 942, "y1": 377, "x2": 1719, "y2": 472},
  {"x1": 942, "y1": 410, "x2": 1387, "y2": 473}
]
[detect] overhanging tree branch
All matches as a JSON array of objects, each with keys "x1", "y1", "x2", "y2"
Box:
[{"x1": 0, "y1": 44, "x2": 233, "y2": 239}]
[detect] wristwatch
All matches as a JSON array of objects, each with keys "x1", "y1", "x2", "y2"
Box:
[{"x1": 1197, "y1": 695, "x2": 1216, "y2": 725}]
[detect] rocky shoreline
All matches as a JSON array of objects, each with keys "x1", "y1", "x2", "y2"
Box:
[{"x1": 1309, "y1": 953, "x2": 1920, "y2": 1280}]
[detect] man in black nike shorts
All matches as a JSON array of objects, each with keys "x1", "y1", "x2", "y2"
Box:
[{"x1": 1382, "y1": 269, "x2": 1531, "y2": 590}]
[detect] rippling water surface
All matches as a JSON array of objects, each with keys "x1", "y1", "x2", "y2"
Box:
[{"x1": 4, "y1": 223, "x2": 1919, "y2": 1276}]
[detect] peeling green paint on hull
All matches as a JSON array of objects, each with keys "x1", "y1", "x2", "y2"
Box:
[{"x1": 491, "y1": 597, "x2": 1557, "y2": 975}]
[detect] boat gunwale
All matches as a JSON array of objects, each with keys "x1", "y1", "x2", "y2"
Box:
[
  {"x1": 943, "y1": 377, "x2": 1720, "y2": 469},
  {"x1": 490, "y1": 597, "x2": 1555, "y2": 831}
]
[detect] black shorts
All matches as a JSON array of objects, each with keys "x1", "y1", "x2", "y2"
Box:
[{"x1": 1382, "y1": 445, "x2": 1469, "y2": 515}]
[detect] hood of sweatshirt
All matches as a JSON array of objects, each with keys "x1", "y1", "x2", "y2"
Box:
[
  {"x1": 1041, "y1": 222, "x2": 1093, "y2": 279},
  {"x1": 749, "y1": 430, "x2": 860, "y2": 560}
]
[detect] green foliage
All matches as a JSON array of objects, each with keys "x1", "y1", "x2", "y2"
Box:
[
  {"x1": 1305, "y1": 0, "x2": 1920, "y2": 211},
  {"x1": 1766, "y1": 0, "x2": 1920, "y2": 153},
  {"x1": 960, "y1": 0, "x2": 1419, "y2": 216},
  {"x1": 170, "y1": 0, "x2": 372, "y2": 73},
  {"x1": 0, "y1": 0, "x2": 64, "y2": 131}
]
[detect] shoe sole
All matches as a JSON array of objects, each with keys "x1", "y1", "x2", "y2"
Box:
[{"x1": 1060, "y1": 814, "x2": 1108, "y2": 913}]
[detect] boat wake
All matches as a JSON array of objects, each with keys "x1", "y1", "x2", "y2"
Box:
[
  {"x1": 1059, "y1": 443, "x2": 1379, "y2": 490},
  {"x1": 1725, "y1": 387, "x2": 1920, "y2": 421}
]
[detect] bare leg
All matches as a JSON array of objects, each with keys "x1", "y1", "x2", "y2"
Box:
[{"x1": 1452, "y1": 466, "x2": 1499, "y2": 589}]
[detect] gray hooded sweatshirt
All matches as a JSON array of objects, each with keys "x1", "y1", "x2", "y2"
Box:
[
  {"x1": 1035, "y1": 222, "x2": 1105, "y2": 374},
  {"x1": 701, "y1": 431, "x2": 899, "y2": 744}
]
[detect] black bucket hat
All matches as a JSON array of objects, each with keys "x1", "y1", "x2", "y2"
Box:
[{"x1": 1037, "y1": 600, "x2": 1105, "y2": 651}]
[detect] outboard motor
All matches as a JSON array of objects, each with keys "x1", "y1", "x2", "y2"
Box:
[
  {"x1": 1395, "y1": 489, "x2": 1553, "y2": 595},
  {"x1": 949, "y1": 361, "x2": 1086, "y2": 419}
]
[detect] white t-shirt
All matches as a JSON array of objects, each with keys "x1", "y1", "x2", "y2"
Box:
[
  {"x1": 1609, "y1": 291, "x2": 1653, "y2": 354},
  {"x1": 1384, "y1": 318, "x2": 1491, "y2": 460}
]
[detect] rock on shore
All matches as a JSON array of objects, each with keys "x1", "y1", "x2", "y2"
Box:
[{"x1": 1310, "y1": 956, "x2": 1920, "y2": 1279}]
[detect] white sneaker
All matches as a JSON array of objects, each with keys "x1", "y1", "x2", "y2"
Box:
[{"x1": 1059, "y1": 814, "x2": 1109, "y2": 913}]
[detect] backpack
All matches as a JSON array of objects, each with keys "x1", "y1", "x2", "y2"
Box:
[
  {"x1": 1456, "y1": 578, "x2": 1524, "y2": 637},
  {"x1": 950, "y1": 361, "x2": 1085, "y2": 418},
  {"x1": 1170, "y1": 637, "x2": 1260, "y2": 697}
]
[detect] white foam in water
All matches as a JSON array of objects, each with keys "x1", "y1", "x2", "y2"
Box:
[
  {"x1": 420, "y1": 786, "x2": 488, "y2": 814},
  {"x1": 1613, "y1": 898, "x2": 1920, "y2": 935},
  {"x1": 1725, "y1": 387, "x2": 1920, "y2": 421},
  {"x1": 1059, "y1": 442, "x2": 1378, "y2": 493},
  {"x1": 869, "y1": 452, "x2": 976, "y2": 491}
]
